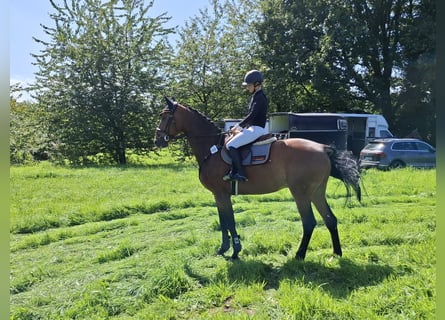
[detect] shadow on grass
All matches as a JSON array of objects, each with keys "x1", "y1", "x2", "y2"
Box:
[{"x1": 226, "y1": 257, "x2": 395, "y2": 299}]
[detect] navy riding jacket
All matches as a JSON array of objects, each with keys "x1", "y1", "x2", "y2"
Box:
[{"x1": 238, "y1": 89, "x2": 268, "y2": 129}]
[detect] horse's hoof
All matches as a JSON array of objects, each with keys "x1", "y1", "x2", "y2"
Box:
[
  {"x1": 328, "y1": 253, "x2": 342, "y2": 263},
  {"x1": 231, "y1": 253, "x2": 239, "y2": 260},
  {"x1": 334, "y1": 251, "x2": 342, "y2": 257},
  {"x1": 295, "y1": 254, "x2": 305, "y2": 261}
]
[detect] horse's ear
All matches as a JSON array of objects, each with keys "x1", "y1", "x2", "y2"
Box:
[
  {"x1": 164, "y1": 96, "x2": 177, "y2": 113},
  {"x1": 164, "y1": 96, "x2": 173, "y2": 107}
]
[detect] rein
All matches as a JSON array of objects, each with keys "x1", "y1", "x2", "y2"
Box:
[{"x1": 156, "y1": 105, "x2": 226, "y2": 168}]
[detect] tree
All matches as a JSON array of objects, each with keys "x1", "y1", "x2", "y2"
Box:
[
  {"x1": 10, "y1": 84, "x2": 50, "y2": 164},
  {"x1": 393, "y1": 0, "x2": 436, "y2": 143},
  {"x1": 257, "y1": 0, "x2": 339, "y2": 112},
  {"x1": 32, "y1": 0, "x2": 174, "y2": 164},
  {"x1": 256, "y1": 0, "x2": 435, "y2": 136},
  {"x1": 167, "y1": 0, "x2": 262, "y2": 120}
]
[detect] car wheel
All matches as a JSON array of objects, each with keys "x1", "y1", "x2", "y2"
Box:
[{"x1": 389, "y1": 160, "x2": 405, "y2": 169}]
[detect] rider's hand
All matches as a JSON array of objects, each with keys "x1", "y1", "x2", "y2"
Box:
[{"x1": 231, "y1": 125, "x2": 242, "y2": 133}]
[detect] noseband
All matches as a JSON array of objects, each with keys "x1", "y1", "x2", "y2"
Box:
[
  {"x1": 156, "y1": 111, "x2": 174, "y2": 143},
  {"x1": 156, "y1": 102, "x2": 180, "y2": 143}
]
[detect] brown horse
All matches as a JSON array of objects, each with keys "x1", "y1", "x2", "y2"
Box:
[{"x1": 154, "y1": 97, "x2": 361, "y2": 260}]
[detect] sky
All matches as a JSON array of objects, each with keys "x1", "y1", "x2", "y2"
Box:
[{"x1": 10, "y1": 0, "x2": 210, "y2": 91}]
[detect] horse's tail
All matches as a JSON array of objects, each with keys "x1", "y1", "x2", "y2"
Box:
[{"x1": 325, "y1": 146, "x2": 362, "y2": 202}]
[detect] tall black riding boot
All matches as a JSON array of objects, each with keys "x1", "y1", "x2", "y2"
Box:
[{"x1": 227, "y1": 147, "x2": 248, "y2": 182}]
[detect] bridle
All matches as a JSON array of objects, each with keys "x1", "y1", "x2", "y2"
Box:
[
  {"x1": 155, "y1": 102, "x2": 223, "y2": 144},
  {"x1": 154, "y1": 99, "x2": 226, "y2": 170},
  {"x1": 155, "y1": 103, "x2": 186, "y2": 143}
]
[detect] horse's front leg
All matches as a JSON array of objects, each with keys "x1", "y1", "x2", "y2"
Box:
[
  {"x1": 216, "y1": 212, "x2": 230, "y2": 256},
  {"x1": 214, "y1": 194, "x2": 242, "y2": 259}
]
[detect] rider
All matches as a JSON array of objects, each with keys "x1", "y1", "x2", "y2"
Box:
[{"x1": 223, "y1": 70, "x2": 268, "y2": 182}]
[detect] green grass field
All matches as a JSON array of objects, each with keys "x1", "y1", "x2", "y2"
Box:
[{"x1": 10, "y1": 153, "x2": 436, "y2": 319}]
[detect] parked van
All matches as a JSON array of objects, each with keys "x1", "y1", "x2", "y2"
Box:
[
  {"x1": 268, "y1": 112, "x2": 348, "y2": 151},
  {"x1": 222, "y1": 112, "x2": 348, "y2": 151},
  {"x1": 337, "y1": 113, "x2": 393, "y2": 156},
  {"x1": 221, "y1": 112, "x2": 392, "y2": 156}
]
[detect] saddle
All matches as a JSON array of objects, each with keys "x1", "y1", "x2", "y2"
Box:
[{"x1": 221, "y1": 133, "x2": 277, "y2": 166}]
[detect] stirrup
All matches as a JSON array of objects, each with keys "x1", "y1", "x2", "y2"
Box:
[
  {"x1": 231, "y1": 173, "x2": 248, "y2": 182},
  {"x1": 223, "y1": 171, "x2": 248, "y2": 182},
  {"x1": 223, "y1": 170, "x2": 235, "y2": 181}
]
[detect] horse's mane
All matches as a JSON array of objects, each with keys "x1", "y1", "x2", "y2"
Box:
[{"x1": 184, "y1": 105, "x2": 222, "y2": 133}]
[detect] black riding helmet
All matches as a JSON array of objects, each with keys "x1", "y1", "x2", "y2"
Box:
[{"x1": 242, "y1": 70, "x2": 263, "y2": 86}]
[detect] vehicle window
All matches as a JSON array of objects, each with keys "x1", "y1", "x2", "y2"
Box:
[
  {"x1": 393, "y1": 142, "x2": 418, "y2": 151},
  {"x1": 415, "y1": 142, "x2": 431, "y2": 152},
  {"x1": 364, "y1": 143, "x2": 385, "y2": 150},
  {"x1": 380, "y1": 130, "x2": 393, "y2": 138},
  {"x1": 392, "y1": 142, "x2": 407, "y2": 150},
  {"x1": 407, "y1": 142, "x2": 417, "y2": 150}
]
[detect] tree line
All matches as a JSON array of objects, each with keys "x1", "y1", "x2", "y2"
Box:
[{"x1": 10, "y1": 0, "x2": 436, "y2": 165}]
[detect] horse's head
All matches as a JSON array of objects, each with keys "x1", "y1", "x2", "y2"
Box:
[{"x1": 154, "y1": 96, "x2": 182, "y2": 148}]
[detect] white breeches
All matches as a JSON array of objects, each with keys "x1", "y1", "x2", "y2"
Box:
[{"x1": 226, "y1": 126, "x2": 267, "y2": 149}]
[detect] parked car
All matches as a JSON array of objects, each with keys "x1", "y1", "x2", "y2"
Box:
[{"x1": 359, "y1": 138, "x2": 436, "y2": 170}]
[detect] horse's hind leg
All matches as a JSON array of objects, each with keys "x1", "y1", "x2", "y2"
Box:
[{"x1": 312, "y1": 184, "x2": 342, "y2": 257}]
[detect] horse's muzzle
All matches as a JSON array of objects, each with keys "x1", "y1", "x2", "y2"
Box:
[{"x1": 154, "y1": 129, "x2": 169, "y2": 148}]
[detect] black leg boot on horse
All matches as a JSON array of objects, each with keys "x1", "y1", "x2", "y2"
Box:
[{"x1": 223, "y1": 147, "x2": 248, "y2": 182}]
